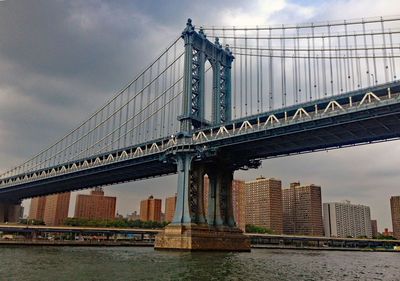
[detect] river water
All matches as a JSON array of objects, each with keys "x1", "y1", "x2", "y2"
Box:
[{"x1": 0, "y1": 246, "x2": 399, "y2": 280}]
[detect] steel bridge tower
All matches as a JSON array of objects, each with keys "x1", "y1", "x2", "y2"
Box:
[{"x1": 155, "y1": 19, "x2": 251, "y2": 251}]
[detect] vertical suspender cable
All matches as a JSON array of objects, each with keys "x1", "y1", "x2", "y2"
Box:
[
  {"x1": 354, "y1": 33, "x2": 362, "y2": 88},
  {"x1": 124, "y1": 87, "x2": 130, "y2": 148},
  {"x1": 337, "y1": 36, "x2": 343, "y2": 93},
  {"x1": 269, "y1": 28, "x2": 273, "y2": 110},
  {"x1": 257, "y1": 26, "x2": 260, "y2": 113},
  {"x1": 362, "y1": 19, "x2": 371, "y2": 87},
  {"x1": 381, "y1": 17, "x2": 389, "y2": 83},
  {"x1": 304, "y1": 55, "x2": 308, "y2": 102},
  {"x1": 344, "y1": 20, "x2": 350, "y2": 92},
  {"x1": 245, "y1": 28, "x2": 248, "y2": 116},
  {"x1": 307, "y1": 36, "x2": 312, "y2": 101},
  {"x1": 281, "y1": 25, "x2": 286, "y2": 107},
  {"x1": 322, "y1": 35, "x2": 327, "y2": 96},
  {"x1": 158, "y1": 56, "x2": 163, "y2": 138},
  {"x1": 389, "y1": 30, "x2": 396, "y2": 80},
  {"x1": 297, "y1": 26, "x2": 301, "y2": 102},
  {"x1": 260, "y1": 28, "x2": 264, "y2": 112},
  {"x1": 240, "y1": 30, "x2": 243, "y2": 118},
  {"x1": 381, "y1": 17, "x2": 389, "y2": 82},
  {"x1": 371, "y1": 31, "x2": 378, "y2": 85},
  {"x1": 328, "y1": 24, "x2": 334, "y2": 95},
  {"x1": 250, "y1": 46, "x2": 253, "y2": 115},
  {"x1": 146, "y1": 66, "x2": 152, "y2": 139},
  {"x1": 312, "y1": 24, "x2": 317, "y2": 100},
  {"x1": 294, "y1": 32, "x2": 298, "y2": 103},
  {"x1": 233, "y1": 26, "x2": 237, "y2": 119},
  {"x1": 132, "y1": 80, "x2": 138, "y2": 145}
]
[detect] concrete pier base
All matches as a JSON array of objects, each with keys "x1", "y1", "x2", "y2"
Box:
[{"x1": 154, "y1": 224, "x2": 250, "y2": 251}]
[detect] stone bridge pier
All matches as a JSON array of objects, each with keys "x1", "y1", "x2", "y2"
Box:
[
  {"x1": 0, "y1": 201, "x2": 21, "y2": 223},
  {"x1": 155, "y1": 151, "x2": 253, "y2": 251}
]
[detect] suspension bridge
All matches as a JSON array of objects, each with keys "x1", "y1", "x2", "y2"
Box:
[{"x1": 0, "y1": 17, "x2": 399, "y2": 250}]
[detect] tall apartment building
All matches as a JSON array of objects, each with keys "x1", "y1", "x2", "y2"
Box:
[
  {"x1": 371, "y1": 219, "x2": 378, "y2": 237},
  {"x1": 232, "y1": 179, "x2": 246, "y2": 231},
  {"x1": 203, "y1": 176, "x2": 246, "y2": 230},
  {"x1": 164, "y1": 193, "x2": 177, "y2": 223},
  {"x1": 390, "y1": 196, "x2": 400, "y2": 239},
  {"x1": 204, "y1": 176, "x2": 209, "y2": 211},
  {"x1": 245, "y1": 177, "x2": 282, "y2": 234},
  {"x1": 43, "y1": 192, "x2": 71, "y2": 226},
  {"x1": 140, "y1": 195, "x2": 162, "y2": 222},
  {"x1": 282, "y1": 182, "x2": 324, "y2": 236},
  {"x1": 29, "y1": 196, "x2": 47, "y2": 220},
  {"x1": 74, "y1": 187, "x2": 116, "y2": 220},
  {"x1": 323, "y1": 200, "x2": 372, "y2": 238}
]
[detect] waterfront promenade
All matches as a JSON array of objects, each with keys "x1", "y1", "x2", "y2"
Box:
[{"x1": 0, "y1": 224, "x2": 398, "y2": 251}]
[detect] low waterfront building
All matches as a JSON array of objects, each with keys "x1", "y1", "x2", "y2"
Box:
[
  {"x1": 127, "y1": 211, "x2": 140, "y2": 220},
  {"x1": 382, "y1": 228, "x2": 393, "y2": 237}
]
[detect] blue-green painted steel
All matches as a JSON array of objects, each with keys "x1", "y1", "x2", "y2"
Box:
[
  {"x1": 179, "y1": 19, "x2": 234, "y2": 135},
  {"x1": 171, "y1": 153, "x2": 193, "y2": 225}
]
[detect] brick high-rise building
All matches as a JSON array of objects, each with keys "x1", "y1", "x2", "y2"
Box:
[
  {"x1": 203, "y1": 176, "x2": 246, "y2": 231},
  {"x1": 282, "y1": 182, "x2": 324, "y2": 236},
  {"x1": 323, "y1": 200, "x2": 372, "y2": 238},
  {"x1": 43, "y1": 192, "x2": 71, "y2": 226},
  {"x1": 204, "y1": 175, "x2": 209, "y2": 210},
  {"x1": 140, "y1": 195, "x2": 162, "y2": 222},
  {"x1": 371, "y1": 219, "x2": 378, "y2": 237},
  {"x1": 29, "y1": 196, "x2": 47, "y2": 220},
  {"x1": 245, "y1": 177, "x2": 282, "y2": 234},
  {"x1": 74, "y1": 187, "x2": 116, "y2": 220},
  {"x1": 232, "y1": 179, "x2": 246, "y2": 231},
  {"x1": 391, "y1": 196, "x2": 400, "y2": 239},
  {"x1": 164, "y1": 193, "x2": 177, "y2": 223}
]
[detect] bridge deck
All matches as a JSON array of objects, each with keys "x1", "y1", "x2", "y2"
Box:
[{"x1": 1, "y1": 81, "x2": 400, "y2": 201}]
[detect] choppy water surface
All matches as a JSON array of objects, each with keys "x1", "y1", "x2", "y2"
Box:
[{"x1": 0, "y1": 246, "x2": 399, "y2": 280}]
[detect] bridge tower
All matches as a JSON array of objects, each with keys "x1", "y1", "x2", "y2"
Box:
[
  {"x1": 178, "y1": 18, "x2": 234, "y2": 135},
  {"x1": 155, "y1": 19, "x2": 250, "y2": 251}
]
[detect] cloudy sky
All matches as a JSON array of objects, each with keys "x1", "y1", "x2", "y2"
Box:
[{"x1": 0, "y1": 0, "x2": 399, "y2": 231}]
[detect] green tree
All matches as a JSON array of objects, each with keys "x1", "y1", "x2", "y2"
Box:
[
  {"x1": 62, "y1": 217, "x2": 166, "y2": 229},
  {"x1": 245, "y1": 224, "x2": 275, "y2": 234}
]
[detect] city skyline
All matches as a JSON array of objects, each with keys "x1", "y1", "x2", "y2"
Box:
[
  {"x1": 0, "y1": 0, "x2": 400, "y2": 231},
  {"x1": 24, "y1": 173, "x2": 397, "y2": 236},
  {"x1": 22, "y1": 166, "x2": 399, "y2": 233}
]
